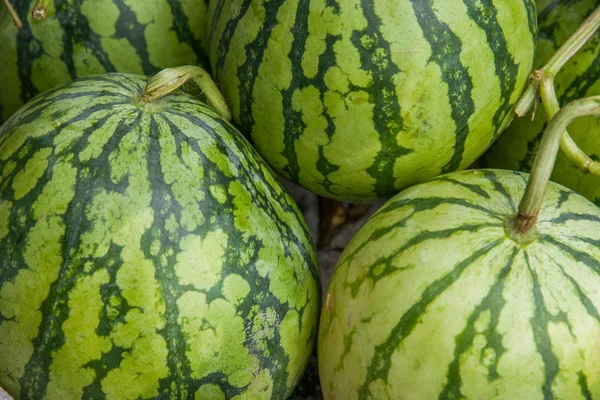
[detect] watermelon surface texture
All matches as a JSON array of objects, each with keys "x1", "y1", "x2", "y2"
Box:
[
  {"x1": 319, "y1": 169, "x2": 600, "y2": 399},
  {"x1": 207, "y1": 0, "x2": 537, "y2": 202},
  {"x1": 483, "y1": 0, "x2": 600, "y2": 205},
  {"x1": 0, "y1": 73, "x2": 320, "y2": 399},
  {"x1": 0, "y1": 0, "x2": 210, "y2": 124}
]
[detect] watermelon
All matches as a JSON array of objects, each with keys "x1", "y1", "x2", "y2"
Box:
[
  {"x1": 0, "y1": 72, "x2": 320, "y2": 399},
  {"x1": 483, "y1": 0, "x2": 600, "y2": 205},
  {"x1": 318, "y1": 169, "x2": 600, "y2": 399},
  {"x1": 207, "y1": 0, "x2": 537, "y2": 202},
  {"x1": 0, "y1": 0, "x2": 210, "y2": 124}
]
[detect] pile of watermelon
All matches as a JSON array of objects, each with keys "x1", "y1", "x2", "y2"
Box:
[{"x1": 1, "y1": 0, "x2": 600, "y2": 399}]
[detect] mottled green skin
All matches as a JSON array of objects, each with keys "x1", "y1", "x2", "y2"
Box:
[
  {"x1": 484, "y1": 0, "x2": 600, "y2": 205},
  {"x1": 0, "y1": 0, "x2": 210, "y2": 124},
  {"x1": 0, "y1": 73, "x2": 320, "y2": 400},
  {"x1": 208, "y1": 0, "x2": 536, "y2": 201},
  {"x1": 319, "y1": 169, "x2": 600, "y2": 399}
]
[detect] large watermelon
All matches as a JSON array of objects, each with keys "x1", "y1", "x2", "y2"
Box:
[
  {"x1": 318, "y1": 169, "x2": 600, "y2": 399},
  {"x1": 0, "y1": 73, "x2": 320, "y2": 399},
  {"x1": 0, "y1": 0, "x2": 210, "y2": 124},
  {"x1": 207, "y1": 0, "x2": 537, "y2": 202},
  {"x1": 483, "y1": 0, "x2": 600, "y2": 205}
]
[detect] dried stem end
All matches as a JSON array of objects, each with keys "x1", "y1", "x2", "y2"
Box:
[{"x1": 504, "y1": 215, "x2": 538, "y2": 245}]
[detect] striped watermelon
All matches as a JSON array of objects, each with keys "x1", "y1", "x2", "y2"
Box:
[
  {"x1": 0, "y1": 0, "x2": 210, "y2": 124},
  {"x1": 483, "y1": 0, "x2": 600, "y2": 205},
  {"x1": 318, "y1": 169, "x2": 600, "y2": 399},
  {"x1": 0, "y1": 73, "x2": 320, "y2": 399},
  {"x1": 207, "y1": 0, "x2": 537, "y2": 202}
]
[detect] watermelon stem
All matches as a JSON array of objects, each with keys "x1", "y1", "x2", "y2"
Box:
[
  {"x1": 3, "y1": 0, "x2": 22, "y2": 28},
  {"x1": 141, "y1": 66, "x2": 231, "y2": 121},
  {"x1": 32, "y1": 0, "x2": 53, "y2": 21},
  {"x1": 514, "y1": 80, "x2": 537, "y2": 118},
  {"x1": 515, "y1": 96, "x2": 600, "y2": 234}
]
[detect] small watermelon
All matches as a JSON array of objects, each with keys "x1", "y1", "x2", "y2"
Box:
[
  {"x1": 207, "y1": 0, "x2": 537, "y2": 201},
  {"x1": 319, "y1": 169, "x2": 600, "y2": 399},
  {"x1": 483, "y1": 0, "x2": 600, "y2": 205},
  {"x1": 0, "y1": 0, "x2": 210, "y2": 124},
  {"x1": 0, "y1": 72, "x2": 320, "y2": 399}
]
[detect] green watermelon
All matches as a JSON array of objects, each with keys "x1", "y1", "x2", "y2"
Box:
[
  {"x1": 483, "y1": 0, "x2": 600, "y2": 205},
  {"x1": 0, "y1": 72, "x2": 320, "y2": 399},
  {"x1": 0, "y1": 0, "x2": 210, "y2": 124},
  {"x1": 207, "y1": 0, "x2": 537, "y2": 202},
  {"x1": 318, "y1": 169, "x2": 600, "y2": 399}
]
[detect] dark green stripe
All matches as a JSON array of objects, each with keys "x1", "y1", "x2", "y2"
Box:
[
  {"x1": 522, "y1": 0, "x2": 538, "y2": 49},
  {"x1": 82, "y1": 345, "x2": 126, "y2": 400},
  {"x1": 208, "y1": 0, "x2": 227, "y2": 51},
  {"x1": 334, "y1": 326, "x2": 356, "y2": 373},
  {"x1": 518, "y1": 132, "x2": 541, "y2": 173},
  {"x1": 81, "y1": 242, "x2": 131, "y2": 399},
  {"x1": 524, "y1": 252, "x2": 559, "y2": 400},
  {"x1": 432, "y1": 176, "x2": 491, "y2": 199},
  {"x1": 14, "y1": 1, "x2": 45, "y2": 105},
  {"x1": 93, "y1": 72, "x2": 147, "y2": 94},
  {"x1": 213, "y1": 0, "x2": 252, "y2": 74},
  {"x1": 538, "y1": 0, "x2": 586, "y2": 49},
  {"x1": 481, "y1": 169, "x2": 519, "y2": 212},
  {"x1": 313, "y1": 32, "x2": 342, "y2": 194},
  {"x1": 539, "y1": 1, "x2": 597, "y2": 103},
  {"x1": 537, "y1": 0, "x2": 560, "y2": 46},
  {"x1": 343, "y1": 196, "x2": 503, "y2": 281},
  {"x1": 280, "y1": 0, "x2": 311, "y2": 184},
  {"x1": 171, "y1": 109, "x2": 319, "y2": 281},
  {"x1": 357, "y1": 223, "x2": 498, "y2": 295},
  {"x1": 144, "y1": 115, "x2": 197, "y2": 398},
  {"x1": 213, "y1": 0, "x2": 254, "y2": 131},
  {"x1": 562, "y1": 46, "x2": 600, "y2": 104},
  {"x1": 578, "y1": 371, "x2": 593, "y2": 400},
  {"x1": 325, "y1": 0, "x2": 340, "y2": 13},
  {"x1": 3, "y1": 73, "x2": 137, "y2": 125},
  {"x1": 439, "y1": 246, "x2": 518, "y2": 399},
  {"x1": 314, "y1": 32, "x2": 343, "y2": 193},
  {"x1": 168, "y1": 97, "x2": 210, "y2": 109},
  {"x1": 411, "y1": 1, "x2": 474, "y2": 173},
  {"x1": 463, "y1": 0, "x2": 521, "y2": 142},
  {"x1": 54, "y1": 0, "x2": 115, "y2": 79},
  {"x1": 166, "y1": 0, "x2": 209, "y2": 68},
  {"x1": 95, "y1": 245, "x2": 130, "y2": 338},
  {"x1": 6, "y1": 100, "x2": 124, "y2": 149},
  {"x1": 541, "y1": 239, "x2": 600, "y2": 340},
  {"x1": 375, "y1": 195, "x2": 503, "y2": 221},
  {"x1": 267, "y1": 2, "x2": 345, "y2": 194},
  {"x1": 0, "y1": 142, "x2": 50, "y2": 295},
  {"x1": 195, "y1": 371, "x2": 248, "y2": 396},
  {"x1": 357, "y1": 238, "x2": 504, "y2": 400},
  {"x1": 110, "y1": 0, "x2": 155, "y2": 74},
  {"x1": 540, "y1": 237, "x2": 600, "y2": 319},
  {"x1": 555, "y1": 188, "x2": 575, "y2": 209},
  {"x1": 353, "y1": 0, "x2": 411, "y2": 197},
  {"x1": 234, "y1": 0, "x2": 283, "y2": 139},
  {"x1": 546, "y1": 211, "x2": 600, "y2": 225},
  {"x1": 560, "y1": 235, "x2": 600, "y2": 251}
]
